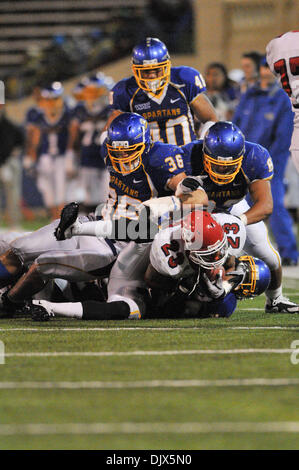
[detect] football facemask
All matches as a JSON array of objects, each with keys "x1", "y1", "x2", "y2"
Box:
[
  {"x1": 182, "y1": 210, "x2": 228, "y2": 269},
  {"x1": 106, "y1": 141, "x2": 145, "y2": 174},
  {"x1": 234, "y1": 255, "x2": 270, "y2": 298},
  {"x1": 132, "y1": 60, "x2": 171, "y2": 96},
  {"x1": 203, "y1": 153, "x2": 244, "y2": 185}
]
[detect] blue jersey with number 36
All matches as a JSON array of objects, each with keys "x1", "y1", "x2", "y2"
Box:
[{"x1": 101, "y1": 141, "x2": 186, "y2": 219}]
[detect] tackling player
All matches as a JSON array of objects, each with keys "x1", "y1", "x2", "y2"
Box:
[
  {"x1": 0, "y1": 113, "x2": 207, "y2": 313},
  {"x1": 266, "y1": 31, "x2": 299, "y2": 173},
  {"x1": 181, "y1": 121, "x2": 298, "y2": 313},
  {"x1": 107, "y1": 37, "x2": 217, "y2": 145},
  {"x1": 58, "y1": 112, "x2": 207, "y2": 240}
]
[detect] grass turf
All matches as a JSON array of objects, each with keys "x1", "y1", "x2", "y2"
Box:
[{"x1": 0, "y1": 286, "x2": 299, "y2": 449}]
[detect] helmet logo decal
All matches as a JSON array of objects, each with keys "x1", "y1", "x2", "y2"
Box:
[{"x1": 112, "y1": 141, "x2": 129, "y2": 148}]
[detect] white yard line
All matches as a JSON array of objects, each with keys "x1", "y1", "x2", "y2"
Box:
[
  {"x1": 0, "y1": 326, "x2": 298, "y2": 332},
  {"x1": 1, "y1": 421, "x2": 299, "y2": 435},
  {"x1": 0, "y1": 378, "x2": 298, "y2": 390},
  {"x1": 230, "y1": 326, "x2": 299, "y2": 330},
  {"x1": 4, "y1": 348, "x2": 294, "y2": 358},
  {"x1": 239, "y1": 308, "x2": 264, "y2": 311}
]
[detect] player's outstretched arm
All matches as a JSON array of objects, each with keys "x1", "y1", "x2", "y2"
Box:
[
  {"x1": 191, "y1": 94, "x2": 218, "y2": 126},
  {"x1": 243, "y1": 180, "x2": 273, "y2": 225}
]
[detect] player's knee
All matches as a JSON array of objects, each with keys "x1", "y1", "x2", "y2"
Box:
[{"x1": 261, "y1": 251, "x2": 281, "y2": 271}]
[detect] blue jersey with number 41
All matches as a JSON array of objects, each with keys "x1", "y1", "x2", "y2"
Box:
[{"x1": 110, "y1": 66, "x2": 206, "y2": 146}]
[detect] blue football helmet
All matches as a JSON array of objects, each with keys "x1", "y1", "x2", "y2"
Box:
[
  {"x1": 234, "y1": 255, "x2": 271, "y2": 299},
  {"x1": 106, "y1": 112, "x2": 151, "y2": 174},
  {"x1": 39, "y1": 82, "x2": 64, "y2": 117},
  {"x1": 132, "y1": 37, "x2": 171, "y2": 96},
  {"x1": 203, "y1": 121, "x2": 245, "y2": 185},
  {"x1": 73, "y1": 73, "x2": 114, "y2": 107}
]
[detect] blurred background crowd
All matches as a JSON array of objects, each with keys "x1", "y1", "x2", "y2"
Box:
[{"x1": 0, "y1": 0, "x2": 299, "y2": 266}]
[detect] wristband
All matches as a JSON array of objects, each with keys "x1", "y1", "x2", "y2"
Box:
[{"x1": 239, "y1": 213, "x2": 248, "y2": 226}]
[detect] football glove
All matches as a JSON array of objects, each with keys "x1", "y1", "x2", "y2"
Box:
[
  {"x1": 196, "y1": 272, "x2": 226, "y2": 301},
  {"x1": 175, "y1": 175, "x2": 208, "y2": 196},
  {"x1": 54, "y1": 202, "x2": 80, "y2": 240}
]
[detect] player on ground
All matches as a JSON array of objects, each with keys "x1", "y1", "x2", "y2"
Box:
[
  {"x1": 145, "y1": 209, "x2": 271, "y2": 318},
  {"x1": 266, "y1": 31, "x2": 299, "y2": 172},
  {"x1": 30, "y1": 209, "x2": 270, "y2": 321},
  {"x1": 181, "y1": 121, "x2": 298, "y2": 313},
  {"x1": 107, "y1": 37, "x2": 217, "y2": 145}
]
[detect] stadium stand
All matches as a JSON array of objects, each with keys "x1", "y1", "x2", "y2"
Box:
[{"x1": 0, "y1": 0, "x2": 147, "y2": 98}]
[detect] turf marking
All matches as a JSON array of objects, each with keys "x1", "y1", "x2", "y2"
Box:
[
  {"x1": 1, "y1": 421, "x2": 299, "y2": 435},
  {"x1": 0, "y1": 378, "x2": 298, "y2": 390},
  {"x1": 0, "y1": 326, "x2": 298, "y2": 332},
  {"x1": 4, "y1": 348, "x2": 294, "y2": 357}
]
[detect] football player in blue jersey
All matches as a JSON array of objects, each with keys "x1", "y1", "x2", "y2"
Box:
[
  {"x1": 180, "y1": 121, "x2": 299, "y2": 313},
  {"x1": 68, "y1": 73, "x2": 114, "y2": 212},
  {"x1": 23, "y1": 82, "x2": 73, "y2": 219},
  {"x1": 107, "y1": 37, "x2": 217, "y2": 146},
  {"x1": 59, "y1": 112, "x2": 207, "y2": 238},
  {"x1": 0, "y1": 113, "x2": 207, "y2": 317}
]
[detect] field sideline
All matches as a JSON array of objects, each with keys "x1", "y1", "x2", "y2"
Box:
[{"x1": 0, "y1": 283, "x2": 299, "y2": 450}]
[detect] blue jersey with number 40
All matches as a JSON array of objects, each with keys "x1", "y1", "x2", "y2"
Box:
[{"x1": 110, "y1": 66, "x2": 206, "y2": 146}]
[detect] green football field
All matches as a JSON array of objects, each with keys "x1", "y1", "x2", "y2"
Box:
[{"x1": 0, "y1": 281, "x2": 299, "y2": 450}]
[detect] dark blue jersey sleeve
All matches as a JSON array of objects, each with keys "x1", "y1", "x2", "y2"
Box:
[
  {"x1": 172, "y1": 66, "x2": 206, "y2": 104},
  {"x1": 243, "y1": 142, "x2": 274, "y2": 182},
  {"x1": 148, "y1": 143, "x2": 186, "y2": 191},
  {"x1": 110, "y1": 78, "x2": 133, "y2": 112}
]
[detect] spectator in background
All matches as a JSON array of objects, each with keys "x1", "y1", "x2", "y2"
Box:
[
  {"x1": 240, "y1": 51, "x2": 262, "y2": 94},
  {"x1": 233, "y1": 57, "x2": 298, "y2": 266},
  {"x1": 0, "y1": 105, "x2": 24, "y2": 227},
  {"x1": 205, "y1": 62, "x2": 240, "y2": 120}
]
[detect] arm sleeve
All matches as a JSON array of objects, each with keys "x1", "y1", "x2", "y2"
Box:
[
  {"x1": 150, "y1": 146, "x2": 187, "y2": 189},
  {"x1": 178, "y1": 66, "x2": 206, "y2": 104},
  {"x1": 268, "y1": 95, "x2": 294, "y2": 166},
  {"x1": 110, "y1": 80, "x2": 131, "y2": 111},
  {"x1": 244, "y1": 144, "x2": 274, "y2": 182}
]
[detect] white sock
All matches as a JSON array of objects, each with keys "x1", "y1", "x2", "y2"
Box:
[
  {"x1": 266, "y1": 286, "x2": 283, "y2": 302},
  {"x1": 33, "y1": 300, "x2": 83, "y2": 319}
]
